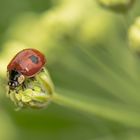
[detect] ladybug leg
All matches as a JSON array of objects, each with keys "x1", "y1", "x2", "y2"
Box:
[
  {"x1": 15, "y1": 89, "x2": 19, "y2": 94},
  {"x1": 30, "y1": 77, "x2": 36, "y2": 81},
  {"x1": 22, "y1": 82, "x2": 26, "y2": 90},
  {"x1": 8, "y1": 89, "x2": 11, "y2": 94},
  {"x1": 29, "y1": 77, "x2": 36, "y2": 91},
  {"x1": 40, "y1": 68, "x2": 45, "y2": 73}
]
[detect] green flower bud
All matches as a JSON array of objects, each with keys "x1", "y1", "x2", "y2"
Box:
[
  {"x1": 129, "y1": 17, "x2": 140, "y2": 54},
  {"x1": 97, "y1": 0, "x2": 135, "y2": 13},
  {"x1": 7, "y1": 68, "x2": 54, "y2": 109}
]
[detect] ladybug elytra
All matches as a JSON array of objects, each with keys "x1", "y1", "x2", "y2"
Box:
[{"x1": 7, "y1": 48, "x2": 46, "y2": 90}]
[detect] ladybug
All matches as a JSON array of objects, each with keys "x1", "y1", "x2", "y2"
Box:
[{"x1": 7, "y1": 48, "x2": 46, "y2": 90}]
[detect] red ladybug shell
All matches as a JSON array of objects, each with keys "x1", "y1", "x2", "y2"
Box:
[{"x1": 7, "y1": 49, "x2": 46, "y2": 77}]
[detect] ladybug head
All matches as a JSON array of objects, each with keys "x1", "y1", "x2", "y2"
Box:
[{"x1": 8, "y1": 70, "x2": 25, "y2": 89}]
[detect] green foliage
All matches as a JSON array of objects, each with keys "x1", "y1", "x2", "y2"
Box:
[
  {"x1": 1, "y1": 0, "x2": 140, "y2": 140},
  {"x1": 129, "y1": 17, "x2": 140, "y2": 53},
  {"x1": 97, "y1": 0, "x2": 135, "y2": 13},
  {"x1": 8, "y1": 69, "x2": 53, "y2": 109}
]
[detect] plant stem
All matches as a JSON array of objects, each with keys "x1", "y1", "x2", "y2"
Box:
[{"x1": 52, "y1": 92, "x2": 140, "y2": 127}]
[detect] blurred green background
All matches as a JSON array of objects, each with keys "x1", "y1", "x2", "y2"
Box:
[{"x1": 1, "y1": 0, "x2": 140, "y2": 140}]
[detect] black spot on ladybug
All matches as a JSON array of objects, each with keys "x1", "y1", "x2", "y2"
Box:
[{"x1": 29, "y1": 55, "x2": 39, "y2": 64}]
